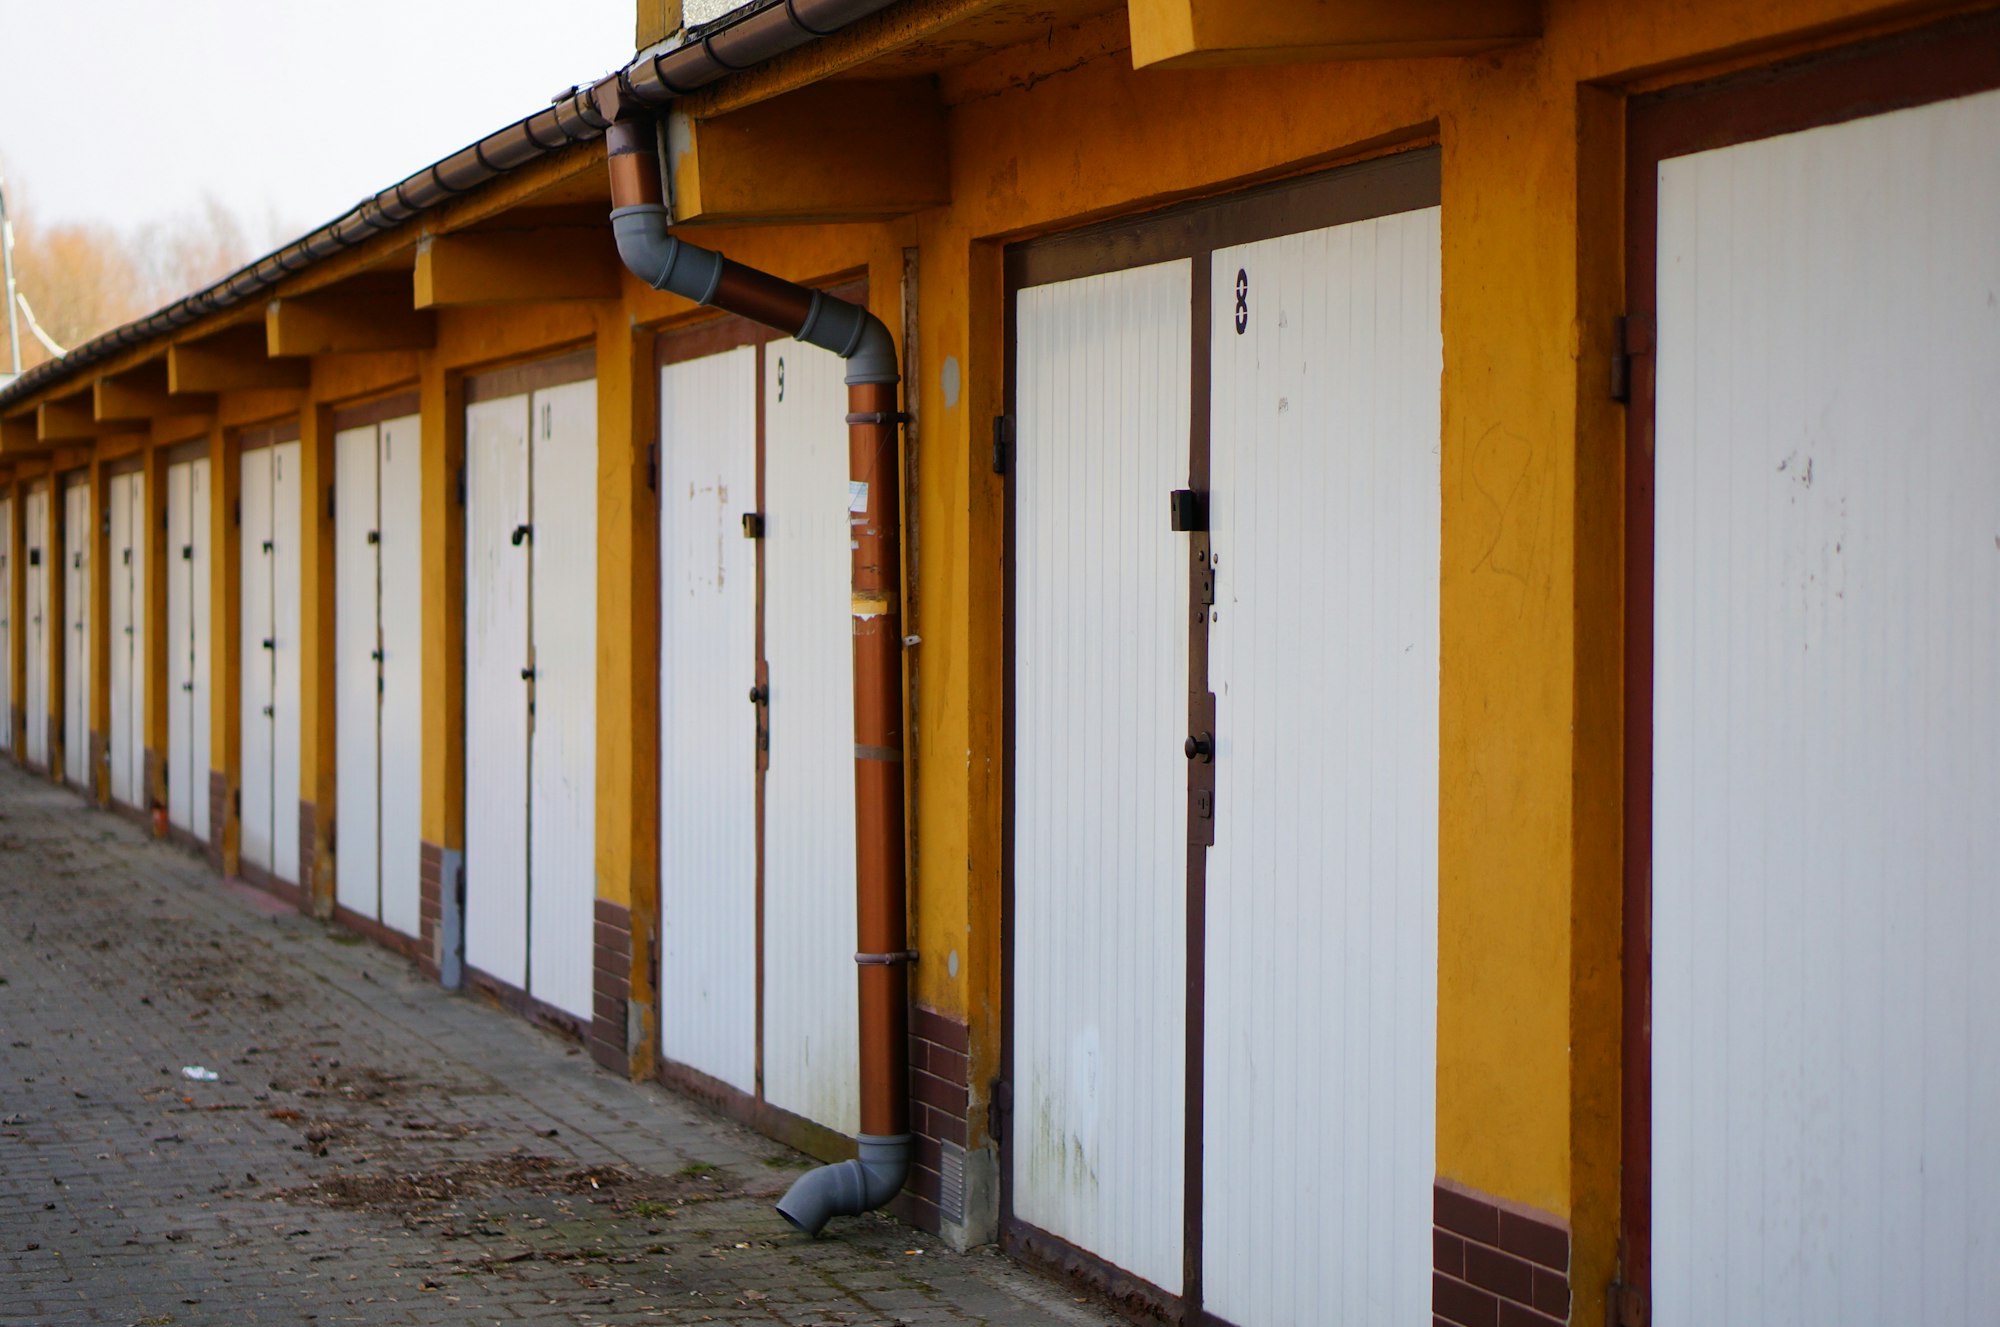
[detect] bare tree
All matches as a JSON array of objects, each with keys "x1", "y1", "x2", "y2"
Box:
[{"x1": 0, "y1": 177, "x2": 260, "y2": 373}]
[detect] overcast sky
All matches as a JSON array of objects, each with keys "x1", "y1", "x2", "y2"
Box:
[{"x1": 0, "y1": 1, "x2": 633, "y2": 247}]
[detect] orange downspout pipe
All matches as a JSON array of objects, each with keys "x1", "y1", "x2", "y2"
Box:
[{"x1": 606, "y1": 121, "x2": 911, "y2": 1232}]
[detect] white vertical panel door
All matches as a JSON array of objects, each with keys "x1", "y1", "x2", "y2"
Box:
[
  {"x1": 108, "y1": 472, "x2": 147, "y2": 809},
  {"x1": 188, "y1": 460, "x2": 212, "y2": 841},
  {"x1": 62, "y1": 481, "x2": 90, "y2": 792},
  {"x1": 1652, "y1": 88, "x2": 2000, "y2": 1327},
  {"x1": 166, "y1": 463, "x2": 195, "y2": 831},
  {"x1": 271, "y1": 441, "x2": 303, "y2": 883},
  {"x1": 108, "y1": 475, "x2": 130, "y2": 804},
  {"x1": 24, "y1": 488, "x2": 48, "y2": 768},
  {"x1": 239, "y1": 448, "x2": 275, "y2": 871},
  {"x1": 658, "y1": 346, "x2": 759, "y2": 1094},
  {"x1": 378, "y1": 415, "x2": 424, "y2": 938},
  {"x1": 761, "y1": 338, "x2": 860, "y2": 1135},
  {"x1": 526, "y1": 380, "x2": 599, "y2": 1021},
  {"x1": 1203, "y1": 209, "x2": 1441, "y2": 1327},
  {"x1": 1012, "y1": 260, "x2": 1191, "y2": 1292},
  {"x1": 464, "y1": 395, "x2": 532, "y2": 989},
  {"x1": 334, "y1": 424, "x2": 381, "y2": 919},
  {"x1": 0, "y1": 497, "x2": 11, "y2": 750}
]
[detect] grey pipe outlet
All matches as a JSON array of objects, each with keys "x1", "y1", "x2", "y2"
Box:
[{"x1": 775, "y1": 1134, "x2": 911, "y2": 1236}]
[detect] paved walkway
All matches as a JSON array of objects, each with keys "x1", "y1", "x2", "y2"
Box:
[{"x1": 0, "y1": 763, "x2": 1117, "y2": 1327}]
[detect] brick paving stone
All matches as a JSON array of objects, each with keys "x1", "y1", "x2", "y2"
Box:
[{"x1": 0, "y1": 765, "x2": 1123, "y2": 1327}]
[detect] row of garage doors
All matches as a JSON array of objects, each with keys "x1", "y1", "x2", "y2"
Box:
[{"x1": 1, "y1": 67, "x2": 1992, "y2": 1326}]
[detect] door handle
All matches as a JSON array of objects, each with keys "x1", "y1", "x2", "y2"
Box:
[
  {"x1": 1184, "y1": 732, "x2": 1213, "y2": 762},
  {"x1": 262, "y1": 540, "x2": 273, "y2": 554},
  {"x1": 262, "y1": 638, "x2": 275, "y2": 650},
  {"x1": 261, "y1": 705, "x2": 274, "y2": 717},
  {"x1": 520, "y1": 667, "x2": 535, "y2": 681},
  {"x1": 510, "y1": 524, "x2": 532, "y2": 547},
  {"x1": 370, "y1": 649, "x2": 384, "y2": 662},
  {"x1": 182, "y1": 682, "x2": 194, "y2": 692},
  {"x1": 748, "y1": 684, "x2": 768, "y2": 704},
  {"x1": 366, "y1": 530, "x2": 379, "y2": 545}
]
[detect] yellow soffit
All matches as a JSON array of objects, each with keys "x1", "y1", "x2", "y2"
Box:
[{"x1": 1126, "y1": 0, "x2": 1541, "y2": 68}]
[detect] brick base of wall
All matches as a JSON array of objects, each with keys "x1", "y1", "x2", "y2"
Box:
[
  {"x1": 418, "y1": 841, "x2": 444, "y2": 975},
  {"x1": 590, "y1": 900, "x2": 632, "y2": 1075},
  {"x1": 206, "y1": 771, "x2": 228, "y2": 874},
  {"x1": 897, "y1": 1005, "x2": 971, "y2": 1236},
  {"x1": 297, "y1": 800, "x2": 317, "y2": 904},
  {"x1": 87, "y1": 730, "x2": 106, "y2": 803},
  {"x1": 1434, "y1": 1180, "x2": 1572, "y2": 1326}
]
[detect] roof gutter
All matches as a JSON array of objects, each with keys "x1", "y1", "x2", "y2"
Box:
[{"x1": 0, "y1": 0, "x2": 903, "y2": 411}]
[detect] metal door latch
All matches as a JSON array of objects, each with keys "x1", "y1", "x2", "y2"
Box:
[
  {"x1": 510, "y1": 524, "x2": 532, "y2": 546},
  {"x1": 1169, "y1": 489, "x2": 1208, "y2": 532},
  {"x1": 741, "y1": 513, "x2": 764, "y2": 539}
]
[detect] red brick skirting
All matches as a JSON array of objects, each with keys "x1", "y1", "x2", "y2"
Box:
[
  {"x1": 87, "y1": 730, "x2": 106, "y2": 802},
  {"x1": 297, "y1": 801, "x2": 317, "y2": 901},
  {"x1": 590, "y1": 900, "x2": 632, "y2": 1075},
  {"x1": 1434, "y1": 1180, "x2": 1572, "y2": 1326},
  {"x1": 206, "y1": 771, "x2": 227, "y2": 874},
  {"x1": 418, "y1": 841, "x2": 444, "y2": 975},
  {"x1": 898, "y1": 1004, "x2": 970, "y2": 1235}
]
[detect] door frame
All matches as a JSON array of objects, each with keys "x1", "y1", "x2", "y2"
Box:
[
  {"x1": 1618, "y1": 12, "x2": 2000, "y2": 1307},
  {"x1": 647, "y1": 277, "x2": 873, "y2": 1156},
  {"x1": 998, "y1": 146, "x2": 1442, "y2": 1323}
]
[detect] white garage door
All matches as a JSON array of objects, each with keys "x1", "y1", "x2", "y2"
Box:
[
  {"x1": 61, "y1": 476, "x2": 90, "y2": 793},
  {"x1": 335, "y1": 412, "x2": 424, "y2": 937},
  {"x1": 465, "y1": 371, "x2": 598, "y2": 1021},
  {"x1": 107, "y1": 470, "x2": 147, "y2": 809},
  {"x1": 1651, "y1": 85, "x2": 2000, "y2": 1327},
  {"x1": 165, "y1": 457, "x2": 212, "y2": 840},
  {"x1": 240, "y1": 436, "x2": 302, "y2": 882}
]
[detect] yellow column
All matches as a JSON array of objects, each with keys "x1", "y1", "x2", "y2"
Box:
[
  {"x1": 298, "y1": 401, "x2": 337, "y2": 916},
  {"x1": 210, "y1": 425, "x2": 240, "y2": 873},
  {"x1": 418, "y1": 352, "x2": 465, "y2": 860},
  {"x1": 593, "y1": 303, "x2": 658, "y2": 1079}
]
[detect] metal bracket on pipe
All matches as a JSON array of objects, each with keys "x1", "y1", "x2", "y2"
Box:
[
  {"x1": 853, "y1": 951, "x2": 919, "y2": 966},
  {"x1": 844, "y1": 411, "x2": 909, "y2": 426}
]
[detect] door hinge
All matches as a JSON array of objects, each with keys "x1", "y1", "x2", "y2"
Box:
[
  {"x1": 1610, "y1": 1281, "x2": 1649, "y2": 1327},
  {"x1": 232, "y1": 499, "x2": 241, "y2": 528},
  {"x1": 1611, "y1": 314, "x2": 1654, "y2": 404},
  {"x1": 991, "y1": 415, "x2": 1010, "y2": 476},
  {"x1": 988, "y1": 1077, "x2": 1011, "y2": 1143},
  {"x1": 455, "y1": 465, "x2": 465, "y2": 508},
  {"x1": 232, "y1": 787, "x2": 241, "y2": 816},
  {"x1": 647, "y1": 442, "x2": 657, "y2": 493},
  {"x1": 326, "y1": 485, "x2": 335, "y2": 522},
  {"x1": 1192, "y1": 535, "x2": 1214, "y2": 608}
]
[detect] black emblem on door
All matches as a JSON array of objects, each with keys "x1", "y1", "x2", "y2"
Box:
[{"x1": 1234, "y1": 268, "x2": 1249, "y2": 335}]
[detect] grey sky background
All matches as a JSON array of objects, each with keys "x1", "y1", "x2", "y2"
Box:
[{"x1": 0, "y1": 1, "x2": 632, "y2": 247}]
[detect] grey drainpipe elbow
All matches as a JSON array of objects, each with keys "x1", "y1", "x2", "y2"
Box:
[
  {"x1": 610, "y1": 202, "x2": 897, "y2": 388},
  {"x1": 774, "y1": 1133, "x2": 912, "y2": 1236}
]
